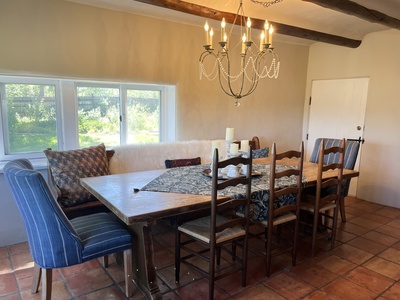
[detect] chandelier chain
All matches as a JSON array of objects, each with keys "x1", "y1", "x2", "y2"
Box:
[{"x1": 250, "y1": 0, "x2": 283, "y2": 8}]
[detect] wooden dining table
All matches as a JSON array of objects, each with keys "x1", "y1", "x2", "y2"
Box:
[{"x1": 80, "y1": 157, "x2": 359, "y2": 300}]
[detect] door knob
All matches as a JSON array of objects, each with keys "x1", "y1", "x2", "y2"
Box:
[{"x1": 357, "y1": 126, "x2": 362, "y2": 130}]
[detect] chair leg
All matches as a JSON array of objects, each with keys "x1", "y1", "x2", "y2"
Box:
[
  {"x1": 330, "y1": 207, "x2": 340, "y2": 251},
  {"x1": 41, "y1": 269, "x2": 52, "y2": 300},
  {"x1": 339, "y1": 196, "x2": 346, "y2": 222},
  {"x1": 31, "y1": 263, "x2": 41, "y2": 294},
  {"x1": 266, "y1": 225, "x2": 273, "y2": 276},
  {"x1": 216, "y1": 246, "x2": 221, "y2": 265},
  {"x1": 175, "y1": 230, "x2": 181, "y2": 283},
  {"x1": 123, "y1": 249, "x2": 134, "y2": 297},
  {"x1": 292, "y1": 217, "x2": 300, "y2": 266},
  {"x1": 242, "y1": 236, "x2": 249, "y2": 287},
  {"x1": 102, "y1": 255, "x2": 109, "y2": 268},
  {"x1": 311, "y1": 210, "x2": 319, "y2": 257},
  {"x1": 209, "y1": 243, "x2": 216, "y2": 300}
]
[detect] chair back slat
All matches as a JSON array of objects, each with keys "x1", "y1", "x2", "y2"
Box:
[
  {"x1": 269, "y1": 142, "x2": 304, "y2": 224},
  {"x1": 210, "y1": 148, "x2": 252, "y2": 239}
]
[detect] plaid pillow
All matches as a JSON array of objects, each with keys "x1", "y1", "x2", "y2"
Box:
[
  {"x1": 165, "y1": 157, "x2": 201, "y2": 168},
  {"x1": 44, "y1": 144, "x2": 110, "y2": 207}
]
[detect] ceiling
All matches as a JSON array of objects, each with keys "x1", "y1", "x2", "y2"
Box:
[{"x1": 66, "y1": 0, "x2": 400, "y2": 47}]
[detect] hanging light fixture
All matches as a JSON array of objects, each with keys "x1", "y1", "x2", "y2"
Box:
[{"x1": 199, "y1": 0, "x2": 280, "y2": 106}]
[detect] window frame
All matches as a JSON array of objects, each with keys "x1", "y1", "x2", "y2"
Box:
[{"x1": 0, "y1": 76, "x2": 176, "y2": 161}]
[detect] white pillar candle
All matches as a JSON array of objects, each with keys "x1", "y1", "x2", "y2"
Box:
[
  {"x1": 240, "y1": 140, "x2": 249, "y2": 152},
  {"x1": 211, "y1": 141, "x2": 220, "y2": 157},
  {"x1": 230, "y1": 143, "x2": 239, "y2": 155},
  {"x1": 225, "y1": 128, "x2": 234, "y2": 141}
]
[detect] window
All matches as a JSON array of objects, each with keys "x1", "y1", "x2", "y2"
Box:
[
  {"x1": 0, "y1": 78, "x2": 61, "y2": 159},
  {"x1": 0, "y1": 76, "x2": 175, "y2": 160}
]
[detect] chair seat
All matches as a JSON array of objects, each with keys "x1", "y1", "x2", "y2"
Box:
[
  {"x1": 178, "y1": 215, "x2": 245, "y2": 244},
  {"x1": 300, "y1": 202, "x2": 336, "y2": 213},
  {"x1": 260, "y1": 212, "x2": 297, "y2": 227},
  {"x1": 71, "y1": 213, "x2": 132, "y2": 262}
]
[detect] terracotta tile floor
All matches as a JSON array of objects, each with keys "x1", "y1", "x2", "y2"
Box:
[{"x1": 2, "y1": 197, "x2": 400, "y2": 299}]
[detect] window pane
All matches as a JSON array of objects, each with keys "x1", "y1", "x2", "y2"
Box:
[
  {"x1": 127, "y1": 90, "x2": 160, "y2": 144},
  {"x1": 77, "y1": 86, "x2": 120, "y2": 148},
  {"x1": 2, "y1": 83, "x2": 57, "y2": 154}
]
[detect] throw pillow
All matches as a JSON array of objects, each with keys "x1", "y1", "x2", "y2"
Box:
[
  {"x1": 165, "y1": 157, "x2": 201, "y2": 168},
  {"x1": 44, "y1": 144, "x2": 110, "y2": 207},
  {"x1": 252, "y1": 147, "x2": 269, "y2": 158}
]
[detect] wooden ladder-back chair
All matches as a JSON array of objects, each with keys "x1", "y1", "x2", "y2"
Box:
[
  {"x1": 309, "y1": 138, "x2": 360, "y2": 222},
  {"x1": 251, "y1": 142, "x2": 304, "y2": 276},
  {"x1": 175, "y1": 148, "x2": 253, "y2": 300},
  {"x1": 301, "y1": 138, "x2": 345, "y2": 257}
]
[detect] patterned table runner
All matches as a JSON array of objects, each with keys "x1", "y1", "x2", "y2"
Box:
[{"x1": 142, "y1": 164, "x2": 304, "y2": 222}]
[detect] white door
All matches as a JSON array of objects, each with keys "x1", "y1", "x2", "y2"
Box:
[{"x1": 306, "y1": 78, "x2": 369, "y2": 196}]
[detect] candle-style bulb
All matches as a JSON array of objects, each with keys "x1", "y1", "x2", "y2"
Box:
[
  {"x1": 264, "y1": 20, "x2": 269, "y2": 30},
  {"x1": 269, "y1": 25, "x2": 274, "y2": 46},
  {"x1": 221, "y1": 18, "x2": 226, "y2": 29},
  {"x1": 246, "y1": 17, "x2": 251, "y2": 28},
  {"x1": 204, "y1": 21, "x2": 209, "y2": 32}
]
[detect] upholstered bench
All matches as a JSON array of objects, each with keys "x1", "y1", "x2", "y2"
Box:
[{"x1": 45, "y1": 137, "x2": 266, "y2": 219}]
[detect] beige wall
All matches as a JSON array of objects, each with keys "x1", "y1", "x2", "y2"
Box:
[
  {"x1": 0, "y1": 0, "x2": 309, "y2": 151},
  {"x1": 304, "y1": 29, "x2": 400, "y2": 208}
]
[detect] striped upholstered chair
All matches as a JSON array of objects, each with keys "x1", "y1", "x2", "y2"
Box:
[
  {"x1": 309, "y1": 138, "x2": 360, "y2": 221},
  {"x1": 4, "y1": 159, "x2": 134, "y2": 299}
]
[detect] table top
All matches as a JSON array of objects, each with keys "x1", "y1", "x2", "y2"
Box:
[{"x1": 80, "y1": 159, "x2": 359, "y2": 225}]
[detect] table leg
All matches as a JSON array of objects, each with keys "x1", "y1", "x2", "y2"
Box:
[{"x1": 127, "y1": 221, "x2": 161, "y2": 300}]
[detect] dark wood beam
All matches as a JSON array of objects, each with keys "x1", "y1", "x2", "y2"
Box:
[
  {"x1": 134, "y1": 0, "x2": 361, "y2": 48},
  {"x1": 303, "y1": 0, "x2": 400, "y2": 29}
]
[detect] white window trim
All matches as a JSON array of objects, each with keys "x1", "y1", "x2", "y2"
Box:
[{"x1": 0, "y1": 75, "x2": 176, "y2": 162}]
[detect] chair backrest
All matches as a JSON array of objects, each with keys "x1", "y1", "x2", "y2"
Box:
[
  {"x1": 210, "y1": 148, "x2": 253, "y2": 243},
  {"x1": 316, "y1": 139, "x2": 345, "y2": 206},
  {"x1": 4, "y1": 159, "x2": 83, "y2": 269},
  {"x1": 309, "y1": 138, "x2": 358, "y2": 196},
  {"x1": 309, "y1": 138, "x2": 359, "y2": 170},
  {"x1": 268, "y1": 142, "x2": 304, "y2": 223},
  {"x1": 233, "y1": 136, "x2": 261, "y2": 150}
]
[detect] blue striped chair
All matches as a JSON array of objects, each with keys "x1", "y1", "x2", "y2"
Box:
[
  {"x1": 309, "y1": 138, "x2": 360, "y2": 221},
  {"x1": 4, "y1": 159, "x2": 134, "y2": 299}
]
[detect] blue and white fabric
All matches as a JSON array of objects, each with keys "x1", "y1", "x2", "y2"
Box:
[
  {"x1": 142, "y1": 164, "x2": 306, "y2": 222},
  {"x1": 4, "y1": 159, "x2": 132, "y2": 269}
]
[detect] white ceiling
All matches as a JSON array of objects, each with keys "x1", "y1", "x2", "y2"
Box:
[{"x1": 66, "y1": 0, "x2": 400, "y2": 46}]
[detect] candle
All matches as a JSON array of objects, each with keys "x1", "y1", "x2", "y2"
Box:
[
  {"x1": 221, "y1": 18, "x2": 226, "y2": 41},
  {"x1": 264, "y1": 20, "x2": 269, "y2": 44},
  {"x1": 260, "y1": 31, "x2": 265, "y2": 51},
  {"x1": 269, "y1": 25, "x2": 274, "y2": 47},
  {"x1": 204, "y1": 21, "x2": 209, "y2": 45},
  {"x1": 246, "y1": 17, "x2": 251, "y2": 41},
  {"x1": 209, "y1": 27, "x2": 214, "y2": 48},
  {"x1": 230, "y1": 143, "x2": 239, "y2": 155},
  {"x1": 241, "y1": 34, "x2": 246, "y2": 54},
  {"x1": 241, "y1": 140, "x2": 249, "y2": 153},
  {"x1": 225, "y1": 128, "x2": 234, "y2": 141},
  {"x1": 211, "y1": 141, "x2": 220, "y2": 157}
]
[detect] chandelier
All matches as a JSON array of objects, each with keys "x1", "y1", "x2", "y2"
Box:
[{"x1": 199, "y1": 0, "x2": 280, "y2": 106}]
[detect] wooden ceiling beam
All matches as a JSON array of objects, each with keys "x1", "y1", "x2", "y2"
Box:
[
  {"x1": 134, "y1": 0, "x2": 361, "y2": 48},
  {"x1": 303, "y1": 0, "x2": 400, "y2": 29}
]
